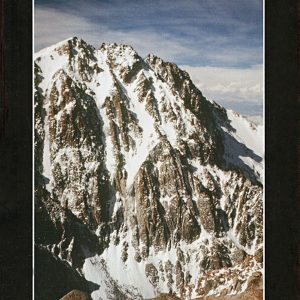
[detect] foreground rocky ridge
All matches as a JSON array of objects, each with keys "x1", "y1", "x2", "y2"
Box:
[{"x1": 34, "y1": 37, "x2": 263, "y2": 299}]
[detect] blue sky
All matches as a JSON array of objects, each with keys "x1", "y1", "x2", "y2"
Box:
[{"x1": 35, "y1": 0, "x2": 263, "y2": 116}]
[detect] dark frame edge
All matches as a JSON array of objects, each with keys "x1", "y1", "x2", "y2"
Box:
[
  {"x1": 0, "y1": 0, "x2": 33, "y2": 298},
  {"x1": 0, "y1": 0, "x2": 7, "y2": 137},
  {"x1": 265, "y1": 0, "x2": 300, "y2": 299}
]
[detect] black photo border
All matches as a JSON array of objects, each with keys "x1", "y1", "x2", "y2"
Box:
[
  {"x1": 265, "y1": 0, "x2": 300, "y2": 299},
  {"x1": 0, "y1": 0, "x2": 32, "y2": 298}
]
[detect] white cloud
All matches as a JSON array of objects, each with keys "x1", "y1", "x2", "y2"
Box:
[
  {"x1": 34, "y1": 6, "x2": 261, "y2": 67},
  {"x1": 34, "y1": 7, "x2": 197, "y2": 62},
  {"x1": 34, "y1": 8, "x2": 94, "y2": 49},
  {"x1": 180, "y1": 64, "x2": 263, "y2": 115}
]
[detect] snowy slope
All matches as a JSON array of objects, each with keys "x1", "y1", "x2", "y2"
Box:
[{"x1": 221, "y1": 110, "x2": 263, "y2": 182}]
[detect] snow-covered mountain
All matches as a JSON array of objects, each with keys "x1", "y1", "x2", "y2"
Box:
[{"x1": 34, "y1": 37, "x2": 263, "y2": 300}]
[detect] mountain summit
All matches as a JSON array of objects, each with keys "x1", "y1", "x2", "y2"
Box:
[{"x1": 34, "y1": 37, "x2": 263, "y2": 300}]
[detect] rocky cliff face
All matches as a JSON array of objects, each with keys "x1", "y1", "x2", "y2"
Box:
[{"x1": 34, "y1": 37, "x2": 263, "y2": 300}]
